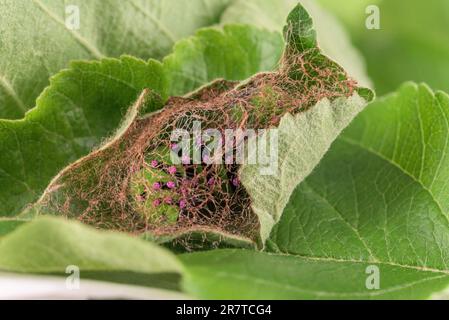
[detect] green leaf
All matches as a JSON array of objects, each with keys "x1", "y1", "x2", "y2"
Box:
[
  {"x1": 321, "y1": 0, "x2": 449, "y2": 94},
  {"x1": 221, "y1": 0, "x2": 372, "y2": 87},
  {"x1": 164, "y1": 25, "x2": 284, "y2": 96},
  {"x1": 0, "y1": 25, "x2": 282, "y2": 218},
  {"x1": 271, "y1": 84, "x2": 449, "y2": 298},
  {"x1": 180, "y1": 249, "x2": 449, "y2": 299},
  {"x1": 266, "y1": 83, "x2": 449, "y2": 298},
  {"x1": 271, "y1": 83, "x2": 449, "y2": 257},
  {"x1": 241, "y1": 95, "x2": 369, "y2": 244},
  {"x1": 0, "y1": 216, "x2": 184, "y2": 289},
  {"x1": 179, "y1": 83, "x2": 449, "y2": 299},
  {"x1": 239, "y1": 4, "x2": 373, "y2": 245},
  {"x1": 0, "y1": 57, "x2": 166, "y2": 218},
  {"x1": 0, "y1": 0, "x2": 236, "y2": 119}
]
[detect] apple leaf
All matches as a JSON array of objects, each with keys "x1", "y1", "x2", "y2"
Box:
[{"x1": 0, "y1": 216, "x2": 184, "y2": 290}]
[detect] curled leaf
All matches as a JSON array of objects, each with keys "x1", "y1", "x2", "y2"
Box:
[{"x1": 29, "y1": 4, "x2": 373, "y2": 248}]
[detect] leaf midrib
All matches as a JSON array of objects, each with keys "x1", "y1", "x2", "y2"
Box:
[
  {"x1": 128, "y1": 0, "x2": 177, "y2": 44},
  {"x1": 31, "y1": 0, "x2": 104, "y2": 59},
  {"x1": 0, "y1": 76, "x2": 27, "y2": 113}
]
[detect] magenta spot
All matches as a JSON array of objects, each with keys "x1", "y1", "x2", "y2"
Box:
[
  {"x1": 208, "y1": 178, "x2": 215, "y2": 185},
  {"x1": 150, "y1": 160, "x2": 158, "y2": 168},
  {"x1": 152, "y1": 182, "x2": 161, "y2": 190},
  {"x1": 166, "y1": 181, "x2": 176, "y2": 189},
  {"x1": 181, "y1": 155, "x2": 190, "y2": 164},
  {"x1": 168, "y1": 166, "x2": 177, "y2": 175},
  {"x1": 232, "y1": 178, "x2": 240, "y2": 187},
  {"x1": 179, "y1": 199, "x2": 187, "y2": 209},
  {"x1": 170, "y1": 143, "x2": 178, "y2": 150}
]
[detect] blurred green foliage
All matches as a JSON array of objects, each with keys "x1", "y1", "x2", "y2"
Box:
[{"x1": 318, "y1": 0, "x2": 449, "y2": 94}]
